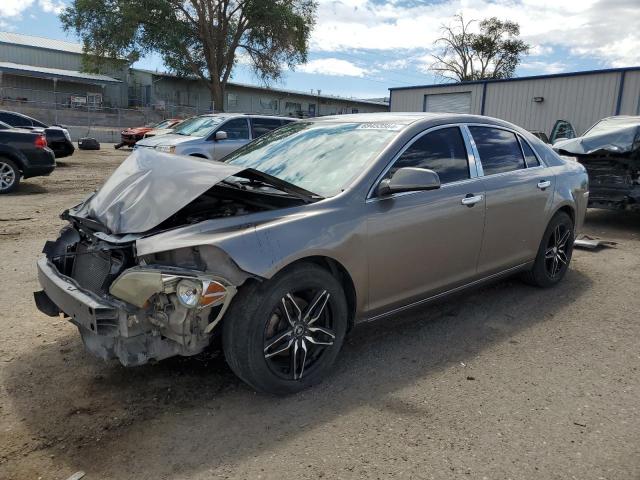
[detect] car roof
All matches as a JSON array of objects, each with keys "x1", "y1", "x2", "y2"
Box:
[
  {"x1": 199, "y1": 113, "x2": 298, "y2": 121},
  {"x1": 307, "y1": 112, "x2": 524, "y2": 129}
]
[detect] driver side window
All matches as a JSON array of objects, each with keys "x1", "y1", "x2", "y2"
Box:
[
  {"x1": 220, "y1": 118, "x2": 249, "y2": 140},
  {"x1": 387, "y1": 127, "x2": 470, "y2": 184}
]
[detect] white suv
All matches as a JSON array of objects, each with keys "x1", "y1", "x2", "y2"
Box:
[{"x1": 135, "y1": 114, "x2": 297, "y2": 160}]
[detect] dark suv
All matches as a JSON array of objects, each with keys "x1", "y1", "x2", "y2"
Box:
[
  {"x1": 0, "y1": 121, "x2": 56, "y2": 193},
  {"x1": 0, "y1": 110, "x2": 75, "y2": 158}
]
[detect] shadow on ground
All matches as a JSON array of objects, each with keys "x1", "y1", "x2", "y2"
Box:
[
  {"x1": 5, "y1": 183, "x2": 48, "y2": 196},
  {"x1": 583, "y1": 209, "x2": 640, "y2": 240},
  {"x1": 3, "y1": 268, "x2": 592, "y2": 477}
]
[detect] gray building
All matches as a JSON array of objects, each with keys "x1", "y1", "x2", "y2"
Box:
[
  {"x1": 389, "y1": 67, "x2": 640, "y2": 138},
  {"x1": 0, "y1": 31, "x2": 387, "y2": 117}
]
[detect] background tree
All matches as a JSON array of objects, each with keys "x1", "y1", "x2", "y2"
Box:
[
  {"x1": 431, "y1": 15, "x2": 529, "y2": 81},
  {"x1": 61, "y1": 0, "x2": 316, "y2": 110}
]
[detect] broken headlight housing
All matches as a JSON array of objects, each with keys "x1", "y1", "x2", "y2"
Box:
[{"x1": 109, "y1": 268, "x2": 235, "y2": 310}]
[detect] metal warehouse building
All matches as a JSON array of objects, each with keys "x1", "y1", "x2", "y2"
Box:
[
  {"x1": 0, "y1": 31, "x2": 387, "y2": 118},
  {"x1": 390, "y1": 67, "x2": 640, "y2": 139}
]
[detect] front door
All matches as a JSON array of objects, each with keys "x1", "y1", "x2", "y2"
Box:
[
  {"x1": 210, "y1": 118, "x2": 251, "y2": 160},
  {"x1": 366, "y1": 126, "x2": 486, "y2": 317},
  {"x1": 468, "y1": 126, "x2": 555, "y2": 275}
]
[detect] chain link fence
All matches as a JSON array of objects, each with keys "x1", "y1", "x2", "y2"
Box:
[{"x1": 1, "y1": 86, "x2": 206, "y2": 143}]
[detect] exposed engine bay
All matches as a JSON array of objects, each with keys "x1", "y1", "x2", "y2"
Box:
[
  {"x1": 32, "y1": 149, "x2": 318, "y2": 366},
  {"x1": 573, "y1": 154, "x2": 640, "y2": 211},
  {"x1": 553, "y1": 116, "x2": 640, "y2": 211}
]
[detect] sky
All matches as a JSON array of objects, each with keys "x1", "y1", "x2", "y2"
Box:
[{"x1": 1, "y1": 0, "x2": 639, "y2": 100}]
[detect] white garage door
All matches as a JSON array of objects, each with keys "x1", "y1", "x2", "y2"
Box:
[{"x1": 424, "y1": 92, "x2": 472, "y2": 114}]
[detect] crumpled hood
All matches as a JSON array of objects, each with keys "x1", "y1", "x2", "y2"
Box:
[
  {"x1": 72, "y1": 148, "x2": 243, "y2": 234},
  {"x1": 554, "y1": 122, "x2": 640, "y2": 155}
]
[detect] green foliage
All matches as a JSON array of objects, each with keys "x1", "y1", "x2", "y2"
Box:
[
  {"x1": 60, "y1": 0, "x2": 317, "y2": 108},
  {"x1": 431, "y1": 15, "x2": 530, "y2": 82}
]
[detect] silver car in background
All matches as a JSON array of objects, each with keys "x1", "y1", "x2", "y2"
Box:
[
  {"x1": 135, "y1": 113, "x2": 297, "y2": 160},
  {"x1": 34, "y1": 113, "x2": 588, "y2": 395}
]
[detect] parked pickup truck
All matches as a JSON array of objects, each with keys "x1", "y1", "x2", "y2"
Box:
[{"x1": 0, "y1": 121, "x2": 56, "y2": 193}]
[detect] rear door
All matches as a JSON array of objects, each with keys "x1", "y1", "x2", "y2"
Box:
[
  {"x1": 250, "y1": 117, "x2": 284, "y2": 139},
  {"x1": 366, "y1": 126, "x2": 486, "y2": 316},
  {"x1": 210, "y1": 118, "x2": 250, "y2": 160},
  {"x1": 469, "y1": 126, "x2": 555, "y2": 275}
]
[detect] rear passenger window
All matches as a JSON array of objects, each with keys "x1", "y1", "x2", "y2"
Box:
[
  {"x1": 469, "y1": 127, "x2": 525, "y2": 175},
  {"x1": 389, "y1": 127, "x2": 469, "y2": 184},
  {"x1": 251, "y1": 118, "x2": 283, "y2": 139},
  {"x1": 519, "y1": 138, "x2": 541, "y2": 167}
]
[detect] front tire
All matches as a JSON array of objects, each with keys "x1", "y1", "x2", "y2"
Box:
[
  {"x1": 223, "y1": 263, "x2": 348, "y2": 395},
  {"x1": 0, "y1": 158, "x2": 20, "y2": 194},
  {"x1": 523, "y1": 211, "x2": 574, "y2": 287}
]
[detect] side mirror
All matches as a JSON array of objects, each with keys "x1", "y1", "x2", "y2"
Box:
[
  {"x1": 214, "y1": 130, "x2": 228, "y2": 141},
  {"x1": 377, "y1": 167, "x2": 441, "y2": 197}
]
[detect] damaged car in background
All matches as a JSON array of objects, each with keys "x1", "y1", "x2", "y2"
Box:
[
  {"x1": 553, "y1": 116, "x2": 640, "y2": 211},
  {"x1": 34, "y1": 113, "x2": 588, "y2": 394}
]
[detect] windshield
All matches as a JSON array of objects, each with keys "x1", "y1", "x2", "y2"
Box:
[
  {"x1": 224, "y1": 122, "x2": 399, "y2": 197},
  {"x1": 173, "y1": 116, "x2": 225, "y2": 137},
  {"x1": 153, "y1": 119, "x2": 176, "y2": 129}
]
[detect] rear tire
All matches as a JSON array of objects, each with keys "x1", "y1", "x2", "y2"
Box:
[
  {"x1": 223, "y1": 263, "x2": 348, "y2": 395},
  {"x1": 0, "y1": 158, "x2": 20, "y2": 194},
  {"x1": 522, "y1": 211, "x2": 574, "y2": 288}
]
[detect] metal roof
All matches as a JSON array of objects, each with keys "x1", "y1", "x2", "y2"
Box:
[
  {"x1": 0, "y1": 62, "x2": 121, "y2": 84},
  {"x1": 0, "y1": 31, "x2": 83, "y2": 54},
  {"x1": 137, "y1": 69, "x2": 389, "y2": 107},
  {"x1": 388, "y1": 66, "x2": 640, "y2": 91}
]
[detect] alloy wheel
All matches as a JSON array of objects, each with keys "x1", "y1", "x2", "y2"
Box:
[
  {"x1": 544, "y1": 223, "x2": 571, "y2": 278},
  {"x1": 0, "y1": 162, "x2": 16, "y2": 192},
  {"x1": 263, "y1": 289, "x2": 336, "y2": 380}
]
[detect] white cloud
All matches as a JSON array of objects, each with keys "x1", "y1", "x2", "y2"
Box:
[
  {"x1": 296, "y1": 58, "x2": 369, "y2": 77},
  {"x1": 39, "y1": 0, "x2": 65, "y2": 14},
  {"x1": 519, "y1": 61, "x2": 566, "y2": 74},
  {"x1": 376, "y1": 59, "x2": 409, "y2": 70},
  {"x1": 0, "y1": 0, "x2": 65, "y2": 19},
  {"x1": 0, "y1": 0, "x2": 35, "y2": 17},
  {"x1": 529, "y1": 45, "x2": 554, "y2": 56},
  {"x1": 312, "y1": 0, "x2": 640, "y2": 67}
]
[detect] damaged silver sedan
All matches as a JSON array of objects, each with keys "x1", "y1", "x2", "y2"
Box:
[{"x1": 34, "y1": 113, "x2": 589, "y2": 394}]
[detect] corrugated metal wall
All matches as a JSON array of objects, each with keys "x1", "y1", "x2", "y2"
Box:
[
  {"x1": 390, "y1": 69, "x2": 640, "y2": 136},
  {"x1": 620, "y1": 71, "x2": 640, "y2": 116},
  {"x1": 150, "y1": 75, "x2": 387, "y2": 115},
  {"x1": 0, "y1": 44, "x2": 83, "y2": 71}
]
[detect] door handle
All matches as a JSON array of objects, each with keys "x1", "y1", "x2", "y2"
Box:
[
  {"x1": 461, "y1": 194, "x2": 483, "y2": 206},
  {"x1": 537, "y1": 180, "x2": 551, "y2": 190}
]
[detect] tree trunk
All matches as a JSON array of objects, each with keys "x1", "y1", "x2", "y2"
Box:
[{"x1": 209, "y1": 80, "x2": 225, "y2": 112}]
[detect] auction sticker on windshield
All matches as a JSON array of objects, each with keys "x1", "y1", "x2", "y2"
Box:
[{"x1": 357, "y1": 123, "x2": 404, "y2": 130}]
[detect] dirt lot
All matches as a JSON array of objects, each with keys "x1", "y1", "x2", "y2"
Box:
[{"x1": 1, "y1": 147, "x2": 639, "y2": 480}]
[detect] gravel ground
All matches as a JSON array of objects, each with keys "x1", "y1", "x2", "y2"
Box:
[{"x1": 1, "y1": 147, "x2": 639, "y2": 480}]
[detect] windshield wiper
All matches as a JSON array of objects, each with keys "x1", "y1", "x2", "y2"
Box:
[{"x1": 235, "y1": 169, "x2": 323, "y2": 204}]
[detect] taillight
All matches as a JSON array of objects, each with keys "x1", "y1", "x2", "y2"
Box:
[{"x1": 35, "y1": 135, "x2": 47, "y2": 149}]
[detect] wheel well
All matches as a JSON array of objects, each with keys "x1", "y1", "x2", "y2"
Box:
[
  {"x1": 0, "y1": 153, "x2": 24, "y2": 172},
  {"x1": 556, "y1": 205, "x2": 575, "y2": 225},
  {"x1": 189, "y1": 154, "x2": 208, "y2": 159},
  {"x1": 282, "y1": 256, "x2": 357, "y2": 330}
]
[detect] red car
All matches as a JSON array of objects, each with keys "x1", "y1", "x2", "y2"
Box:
[{"x1": 115, "y1": 118, "x2": 181, "y2": 149}]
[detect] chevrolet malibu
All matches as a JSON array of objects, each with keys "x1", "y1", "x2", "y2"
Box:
[{"x1": 34, "y1": 113, "x2": 589, "y2": 394}]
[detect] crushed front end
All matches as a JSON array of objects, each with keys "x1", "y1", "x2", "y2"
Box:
[
  {"x1": 34, "y1": 217, "x2": 237, "y2": 366},
  {"x1": 553, "y1": 116, "x2": 640, "y2": 211}
]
